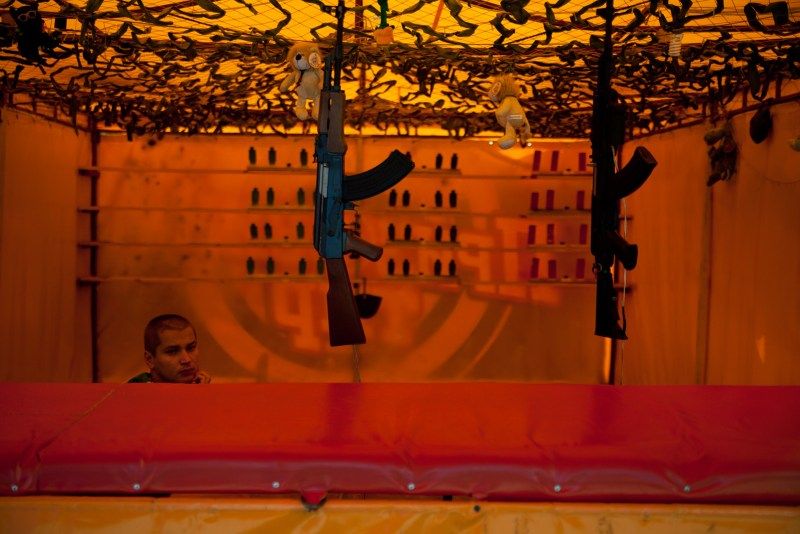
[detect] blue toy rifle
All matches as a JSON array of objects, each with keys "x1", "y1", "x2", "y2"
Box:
[{"x1": 314, "y1": 0, "x2": 414, "y2": 346}]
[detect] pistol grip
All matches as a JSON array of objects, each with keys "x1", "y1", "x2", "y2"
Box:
[{"x1": 345, "y1": 231, "x2": 383, "y2": 262}]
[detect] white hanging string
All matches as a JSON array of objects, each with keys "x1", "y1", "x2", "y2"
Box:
[
  {"x1": 352, "y1": 344, "x2": 362, "y2": 383},
  {"x1": 613, "y1": 147, "x2": 627, "y2": 385},
  {"x1": 620, "y1": 197, "x2": 628, "y2": 385}
]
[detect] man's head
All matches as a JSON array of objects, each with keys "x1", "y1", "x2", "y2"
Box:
[{"x1": 144, "y1": 314, "x2": 200, "y2": 383}]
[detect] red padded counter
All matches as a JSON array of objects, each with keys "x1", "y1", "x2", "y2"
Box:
[{"x1": 1, "y1": 383, "x2": 798, "y2": 503}]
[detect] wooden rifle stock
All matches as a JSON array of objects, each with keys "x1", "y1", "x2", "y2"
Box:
[{"x1": 325, "y1": 257, "x2": 366, "y2": 346}]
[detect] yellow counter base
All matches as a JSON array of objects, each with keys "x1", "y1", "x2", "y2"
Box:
[{"x1": 2, "y1": 497, "x2": 799, "y2": 533}]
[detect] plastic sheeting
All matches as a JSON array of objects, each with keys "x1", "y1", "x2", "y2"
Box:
[
  {"x1": 2, "y1": 497, "x2": 799, "y2": 533},
  {"x1": 1, "y1": 383, "x2": 799, "y2": 503}
]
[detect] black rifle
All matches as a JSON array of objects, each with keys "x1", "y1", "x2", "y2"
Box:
[
  {"x1": 590, "y1": 0, "x2": 657, "y2": 340},
  {"x1": 314, "y1": 0, "x2": 414, "y2": 346}
]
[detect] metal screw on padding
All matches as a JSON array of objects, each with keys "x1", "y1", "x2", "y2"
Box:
[
  {"x1": 132, "y1": 483, "x2": 141, "y2": 491},
  {"x1": 407, "y1": 482, "x2": 416, "y2": 491},
  {"x1": 683, "y1": 485, "x2": 691, "y2": 493},
  {"x1": 272, "y1": 481, "x2": 281, "y2": 489},
  {"x1": 10, "y1": 484, "x2": 19, "y2": 493},
  {"x1": 554, "y1": 484, "x2": 562, "y2": 493}
]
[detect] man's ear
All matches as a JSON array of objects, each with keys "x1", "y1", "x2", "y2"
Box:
[{"x1": 145, "y1": 351, "x2": 155, "y2": 370}]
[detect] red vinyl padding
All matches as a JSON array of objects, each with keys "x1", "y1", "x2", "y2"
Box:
[{"x1": 1, "y1": 383, "x2": 798, "y2": 503}]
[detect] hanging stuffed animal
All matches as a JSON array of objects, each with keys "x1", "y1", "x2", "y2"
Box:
[
  {"x1": 488, "y1": 74, "x2": 532, "y2": 149},
  {"x1": 703, "y1": 120, "x2": 738, "y2": 186},
  {"x1": 279, "y1": 43, "x2": 324, "y2": 121}
]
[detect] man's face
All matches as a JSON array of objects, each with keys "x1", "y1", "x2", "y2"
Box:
[{"x1": 145, "y1": 327, "x2": 199, "y2": 383}]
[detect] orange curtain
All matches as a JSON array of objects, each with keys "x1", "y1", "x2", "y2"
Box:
[
  {"x1": 0, "y1": 112, "x2": 92, "y2": 381},
  {"x1": 621, "y1": 124, "x2": 709, "y2": 383},
  {"x1": 624, "y1": 100, "x2": 800, "y2": 384},
  {"x1": 705, "y1": 102, "x2": 800, "y2": 384}
]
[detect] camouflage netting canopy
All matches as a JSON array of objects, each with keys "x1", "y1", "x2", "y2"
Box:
[{"x1": 1, "y1": 0, "x2": 799, "y2": 139}]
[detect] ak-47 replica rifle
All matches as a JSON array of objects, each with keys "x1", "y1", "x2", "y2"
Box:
[
  {"x1": 314, "y1": 0, "x2": 415, "y2": 346},
  {"x1": 590, "y1": 0, "x2": 658, "y2": 340}
]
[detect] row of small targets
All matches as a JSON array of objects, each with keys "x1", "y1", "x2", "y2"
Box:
[
  {"x1": 246, "y1": 147, "x2": 459, "y2": 171},
  {"x1": 530, "y1": 190, "x2": 589, "y2": 211},
  {"x1": 246, "y1": 256, "x2": 324, "y2": 275},
  {"x1": 249, "y1": 222, "x2": 307, "y2": 240},
  {"x1": 530, "y1": 149, "x2": 589, "y2": 173},
  {"x1": 529, "y1": 258, "x2": 590, "y2": 280},
  {"x1": 388, "y1": 224, "x2": 458, "y2": 243},
  {"x1": 388, "y1": 189, "x2": 458, "y2": 208},
  {"x1": 251, "y1": 187, "x2": 308, "y2": 206},
  {"x1": 420, "y1": 153, "x2": 459, "y2": 171},
  {"x1": 527, "y1": 224, "x2": 589, "y2": 245},
  {"x1": 248, "y1": 147, "x2": 311, "y2": 168},
  {"x1": 386, "y1": 258, "x2": 457, "y2": 277}
]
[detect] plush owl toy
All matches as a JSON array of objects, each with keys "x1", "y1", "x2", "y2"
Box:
[
  {"x1": 488, "y1": 74, "x2": 532, "y2": 149},
  {"x1": 279, "y1": 43, "x2": 324, "y2": 121}
]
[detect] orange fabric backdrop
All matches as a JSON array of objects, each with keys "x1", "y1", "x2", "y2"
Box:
[
  {"x1": 93, "y1": 135, "x2": 605, "y2": 382},
  {"x1": 0, "y1": 112, "x2": 92, "y2": 381},
  {"x1": 624, "y1": 100, "x2": 800, "y2": 384},
  {"x1": 705, "y1": 103, "x2": 800, "y2": 384}
]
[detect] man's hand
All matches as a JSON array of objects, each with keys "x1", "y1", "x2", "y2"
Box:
[{"x1": 193, "y1": 371, "x2": 212, "y2": 384}]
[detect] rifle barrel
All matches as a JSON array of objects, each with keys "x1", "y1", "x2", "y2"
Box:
[{"x1": 333, "y1": 0, "x2": 345, "y2": 89}]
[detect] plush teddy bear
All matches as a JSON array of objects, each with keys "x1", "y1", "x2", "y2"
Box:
[
  {"x1": 703, "y1": 120, "x2": 738, "y2": 187},
  {"x1": 279, "y1": 43, "x2": 324, "y2": 121},
  {"x1": 488, "y1": 74, "x2": 532, "y2": 149}
]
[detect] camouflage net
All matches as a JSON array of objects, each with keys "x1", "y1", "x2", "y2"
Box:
[{"x1": 0, "y1": 0, "x2": 798, "y2": 139}]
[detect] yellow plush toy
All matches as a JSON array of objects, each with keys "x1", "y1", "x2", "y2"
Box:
[
  {"x1": 489, "y1": 75, "x2": 532, "y2": 149},
  {"x1": 279, "y1": 43, "x2": 324, "y2": 121}
]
